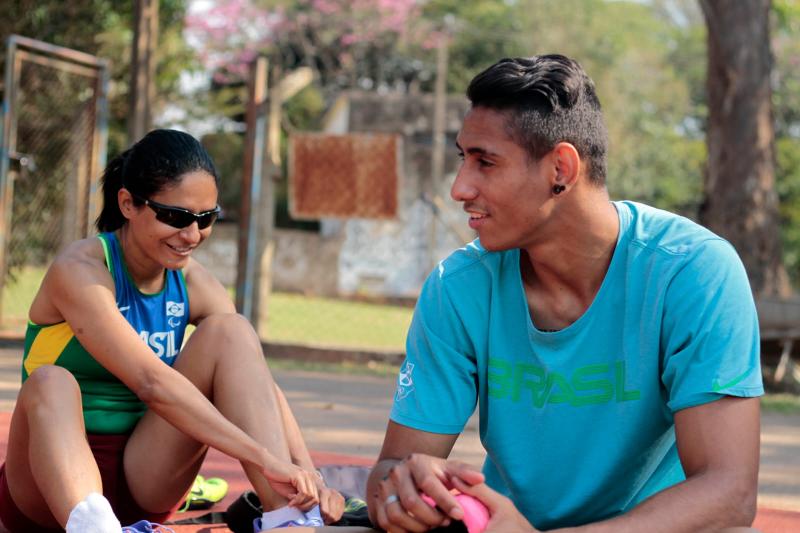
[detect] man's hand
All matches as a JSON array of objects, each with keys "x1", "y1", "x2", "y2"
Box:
[
  {"x1": 451, "y1": 477, "x2": 539, "y2": 533},
  {"x1": 371, "y1": 453, "x2": 485, "y2": 533}
]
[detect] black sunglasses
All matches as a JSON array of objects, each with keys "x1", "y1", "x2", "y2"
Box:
[{"x1": 130, "y1": 192, "x2": 220, "y2": 229}]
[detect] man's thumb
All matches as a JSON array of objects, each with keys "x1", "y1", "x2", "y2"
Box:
[{"x1": 451, "y1": 477, "x2": 502, "y2": 514}]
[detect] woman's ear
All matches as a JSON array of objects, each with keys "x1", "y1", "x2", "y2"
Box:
[{"x1": 118, "y1": 188, "x2": 137, "y2": 221}]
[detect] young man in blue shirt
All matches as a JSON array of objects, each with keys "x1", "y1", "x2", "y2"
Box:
[{"x1": 366, "y1": 55, "x2": 763, "y2": 532}]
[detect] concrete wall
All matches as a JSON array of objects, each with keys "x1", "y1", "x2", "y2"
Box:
[
  {"x1": 193, "y1": 222, "x2": 341, "y2": 296},
  {"x1": 193, "y1": 222, "x2": 238, "y2": 287},
  {"x1": 271, "y1": 228, "x2": 342, "y2": 296}
]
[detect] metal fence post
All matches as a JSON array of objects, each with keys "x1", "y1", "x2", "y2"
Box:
[
  {"x1": 0, "y1": 36, "x2": 19, "y2": 323},
  {"x1": 236, "y1": 57, "x2": 268, "y2": 322},
  {"x1": 88, "y1": 62, "x2": 110, "y2": 232}
]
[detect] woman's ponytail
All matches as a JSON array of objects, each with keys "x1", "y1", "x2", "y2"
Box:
[{"x1": 95, "y1": 147, "x2": 131, "y2": 232}]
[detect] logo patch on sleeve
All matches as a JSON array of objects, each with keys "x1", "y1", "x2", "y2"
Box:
[{"x1": 395, "y1": 361, "x2": 415, "y2": 401}]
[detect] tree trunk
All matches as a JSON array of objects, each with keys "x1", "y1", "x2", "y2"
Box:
[
  {"x1": 699, "y1": 0, "x2": 790, "y2": 298},
  {"x1": 128, "y1": 0, "x2": 159, "y2": 144}
]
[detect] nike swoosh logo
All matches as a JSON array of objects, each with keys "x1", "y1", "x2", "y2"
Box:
[
  {"x1": 712, "y1": 369, "x2": 753, "y2": 392},
  {"x1": 118, "y1": 305, "x2": 130, "y2": 312}
]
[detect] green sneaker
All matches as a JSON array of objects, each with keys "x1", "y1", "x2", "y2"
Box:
[
  {"x1": 178, "y1": 475, "x2": 229, "y2": 512},
  {"x1": 344, "y1": 496, "x2": 367, "y2": 513}
]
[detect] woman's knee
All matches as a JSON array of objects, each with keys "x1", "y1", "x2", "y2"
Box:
[
  {"x1": 19, "y1": 365, "x2": 81, "y2": 412},
  {"x1": 191, "y1": 313, "x2": 260, "y2": 350}
]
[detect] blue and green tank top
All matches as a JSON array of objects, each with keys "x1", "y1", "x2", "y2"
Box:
[{"x1": 22, "y1": 231, "x2": 190, "y2": 434}]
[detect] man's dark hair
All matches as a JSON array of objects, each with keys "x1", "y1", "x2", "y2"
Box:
[{"x1": 467, "y1": 55, "x2": 609, "y2": 185}]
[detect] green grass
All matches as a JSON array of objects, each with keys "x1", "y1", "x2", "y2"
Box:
[
  {"x1": 264, "y1": 292, "x2": 412, "y2": 351},
  {"x1": 2, "y1": 266, "x2": 45, "y2": 328},
  {"x1": 761, "y1": 393, "x2": 800, "y2": 415}
]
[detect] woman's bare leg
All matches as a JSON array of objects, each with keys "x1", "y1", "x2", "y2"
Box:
[
  {"x1": 124, "y1": 313, "x2": 300, "y2": 513},
  {"x1": 5, "y1": 365, "x2": 101, "y2": 527},
  {"x1": 275, "y1": 386, "x2": 316, "y2": 470}
]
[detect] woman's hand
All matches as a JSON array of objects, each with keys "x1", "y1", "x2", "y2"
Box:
[
  {"x1": 261, "y1": 457, "x2": 320, "y2": 509},
  {"x1": 318, "y1": 486, "x2": 345, "y2": 524}
]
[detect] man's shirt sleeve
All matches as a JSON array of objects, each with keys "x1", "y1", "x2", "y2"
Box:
[
  {"x1": 660, "y1": 238, "x2": 764, "y2": 412},
  {"x1": 390, "y1": 270, "x2": 479, "y2": 434}
]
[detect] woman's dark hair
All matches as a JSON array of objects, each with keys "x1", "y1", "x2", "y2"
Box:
[
  {"x1": 467, "y1": 54, "x2": 609, "y2": 185},
  {"x1": 96, "y1": 129, "x2": 219, "y2": 231}
]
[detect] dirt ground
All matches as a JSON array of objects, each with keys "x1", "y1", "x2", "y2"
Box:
[{"x1": 0, "y1": 343, "x2": 797, "y2": 512}]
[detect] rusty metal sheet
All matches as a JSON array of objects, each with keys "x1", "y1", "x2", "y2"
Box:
[{"x1": 289, "y1": 133, "x2": 400, "y2": 219}]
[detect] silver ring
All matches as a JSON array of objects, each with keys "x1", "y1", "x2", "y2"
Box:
[{"x1": 384, "y1": 494, "x2": 400, "y2": 506}]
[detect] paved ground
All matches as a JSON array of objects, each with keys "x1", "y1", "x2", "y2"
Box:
[{"x1": 0, "y1": 343, "x2": 797, "y2": 513}]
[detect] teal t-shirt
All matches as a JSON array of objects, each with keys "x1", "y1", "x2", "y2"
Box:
[{"x1": 390, "y1": 201, "x2": 763, "y2": 530}]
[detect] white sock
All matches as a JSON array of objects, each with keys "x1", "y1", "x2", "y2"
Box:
[
  {"x1": 65, "y1": 492, "x2": 122, "y2": 533},
  {"x1": 257, "y1": 504, "x2": 307, "y2": 530}
]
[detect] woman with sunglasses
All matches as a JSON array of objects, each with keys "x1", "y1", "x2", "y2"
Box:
[{"x1": 0, "y1": 129, "x2": 345, "y2": 532}]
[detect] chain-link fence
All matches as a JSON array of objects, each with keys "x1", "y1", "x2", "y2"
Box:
[{"x1": 0, "y1": 36, "x2": 108, "y2": 331}]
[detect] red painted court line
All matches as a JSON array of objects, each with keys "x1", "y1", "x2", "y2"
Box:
[{"x1": 752, "y1": 507, "x2": 800, "y2": 533}]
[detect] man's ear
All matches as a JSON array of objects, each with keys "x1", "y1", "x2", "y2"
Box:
[{"x1": 550, "y1": 142, "x2": 581, "y2": 191}]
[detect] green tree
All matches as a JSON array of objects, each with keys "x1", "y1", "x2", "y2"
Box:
[
  {"x1": 0, "y1": 1, "x2": 196, "y2": 278},
  {"x1": 423, "y1": 0, "x2": 707, "y2": 216},
  {"x1": 773, "y1": 0, "x2": 800, "y2": 285},
  {"x1": 2, "y1": 0, "x2": 197, "y2": 156},
  {"x1": 178, "y1": 0, "x2": 799, "y2": 293}
]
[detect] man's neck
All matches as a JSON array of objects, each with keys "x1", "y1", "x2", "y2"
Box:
[{"x1": 520, "y1": 194, "x2": 619, "y2": 330}]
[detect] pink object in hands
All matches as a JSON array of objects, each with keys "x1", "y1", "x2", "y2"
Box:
[{"x1": 421, "y1": 492, "x2": 490, "y2": 533}]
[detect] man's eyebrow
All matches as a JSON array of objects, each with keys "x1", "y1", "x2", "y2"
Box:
[{"x1": 455, "y1": 142, "x2": 499, "y2": 158}]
